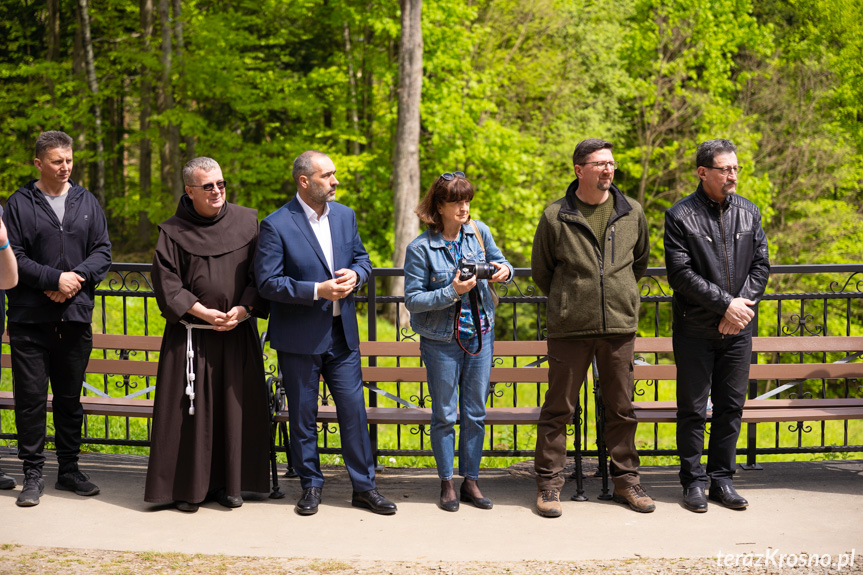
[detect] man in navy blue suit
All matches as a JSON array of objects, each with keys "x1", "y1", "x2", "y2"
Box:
[{"x1": 255, "y1": 150, "x2": 397, "y2": 516}]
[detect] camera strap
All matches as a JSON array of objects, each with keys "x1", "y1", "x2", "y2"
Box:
[{"x1": 453, "y1": 288, "x2": 484, "y2": 356}]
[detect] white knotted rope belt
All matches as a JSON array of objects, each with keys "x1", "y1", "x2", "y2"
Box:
[{"x1": 180, "y1": 315, "x2": 251, "y2": 416}]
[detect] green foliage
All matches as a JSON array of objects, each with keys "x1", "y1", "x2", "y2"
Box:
[{"x1": 0, "y1": 0, "x2": 861, "y2": 269}]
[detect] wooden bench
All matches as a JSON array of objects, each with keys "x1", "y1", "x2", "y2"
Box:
[
  {"x1": 0, "y1": 332, "x2": 161, "y2": 418},
  {"x1": 2, "y1": 332, "x2": 860, "y2": 500},
  {"x1": 269, "y1": 335, "x2": 863, "y2": 498}
]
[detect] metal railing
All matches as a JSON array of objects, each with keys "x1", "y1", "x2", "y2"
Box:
[{"x1": 1, "y1": 263, "x2": 861, "y2": 465}]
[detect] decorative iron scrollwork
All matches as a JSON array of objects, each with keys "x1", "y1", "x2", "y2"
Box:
[
  {"x1": 829, "y1": 272, "x2": 863, "y2": 294},
  {"x1": 787, "y1": 422, "x2": 812, "y2": 434},
  {"x1": 782, "y1": 314, "x2": 824, "y2": 336},
  {"x1": 640, "y1": 276, "x2": 670, "y2": 297},
  {"x1": 398, "y1": 329, "x2": 419, "y2": 342},
  {"x1": 100, "y1": 270, "x2": 154, "y2": 293}
]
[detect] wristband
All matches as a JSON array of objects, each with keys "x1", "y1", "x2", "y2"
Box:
[
  {"x1": 0, "y1": 240, "x2": 8, "y2": 250},
  {"x1": 242, "y1": 305, "x2": 251, "y2": 314}
]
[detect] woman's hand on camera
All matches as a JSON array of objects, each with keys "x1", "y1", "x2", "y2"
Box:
[
  {"x1": 489, "y1": 262, "x2": 510, "y2": 283},
  {"x1": 452, "y1": 273, "x2": 477, "y2": 295}
]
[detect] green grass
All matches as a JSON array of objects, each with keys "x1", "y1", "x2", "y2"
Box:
[{"x1": 1, "y1": 294, "x2": 860, "y2": 470}]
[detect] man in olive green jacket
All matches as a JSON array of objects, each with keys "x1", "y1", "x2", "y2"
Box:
[{"x1": 531, "y1": 138, "x2": 651, "y2": 517}]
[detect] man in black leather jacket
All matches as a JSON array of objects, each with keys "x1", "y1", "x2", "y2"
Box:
[{"x1": 664, "y1": 139, "x2": 770, "y2": 513}]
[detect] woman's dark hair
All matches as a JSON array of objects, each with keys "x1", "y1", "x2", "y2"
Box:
[{"x1": 415, "y1": 174, "x2": 475, "y2": 233}]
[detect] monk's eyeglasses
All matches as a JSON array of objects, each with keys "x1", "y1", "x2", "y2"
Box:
[{"x1": 188, "y1": 180, "x2": 227, "y2": 192}]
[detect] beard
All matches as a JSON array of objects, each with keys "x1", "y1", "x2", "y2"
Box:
[
  {"x1": 309, "y1": 180, "x2": 336, "y2": 204},
  {"x1": 720, "y1": 182, "x2": 737, "y2": 197}
]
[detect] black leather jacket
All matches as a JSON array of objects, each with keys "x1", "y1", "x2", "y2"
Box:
[{"x1": 663, "y1": 184, "x2": 770, "y2": 338}]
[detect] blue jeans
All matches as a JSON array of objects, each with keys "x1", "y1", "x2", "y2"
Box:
[{"x1": 420, "y1": 331, "x2": 494, "y2": 481}]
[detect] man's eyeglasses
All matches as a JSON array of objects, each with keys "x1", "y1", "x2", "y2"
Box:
[
  {"x1": 188, "y1": 180, "x2": 227, "y2": 192},
  {"x1": 441, "y1": 171, "x2": 465, "y2": 181},
  {"x1": 704, "y1": 165, "x2": 743, "y2": 176},
  {"x1": 578, "y1": 161, "x2": 618, "y2": 170}
]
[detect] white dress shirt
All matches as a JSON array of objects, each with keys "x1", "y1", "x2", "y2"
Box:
[{"x1": 296, "y1": 194, "x2": 340, "y2": 316}]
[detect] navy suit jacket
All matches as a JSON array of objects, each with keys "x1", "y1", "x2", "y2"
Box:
[{"x1": 255, "y1": 196, "x2": 371, "y2": 355}]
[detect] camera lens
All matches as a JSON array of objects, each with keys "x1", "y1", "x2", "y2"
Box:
[{"x1": 475, "y1": 262, "x2": 496, "y2": 280}]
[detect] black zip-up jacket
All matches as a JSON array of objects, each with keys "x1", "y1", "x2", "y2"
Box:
[
  {"x1": 3, "y1": 179, "x2": 112, "y2": 324},
  {"x1": 664, "y1": 183, "x2": 770, "y2": 339}
]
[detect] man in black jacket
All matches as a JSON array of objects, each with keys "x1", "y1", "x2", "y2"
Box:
[
  {"x1": 664, "y1": 139, "x2": 770, "y2": 513},
  {"x1": 3, "y1": 131, "x2": 112, "y2": 507}
]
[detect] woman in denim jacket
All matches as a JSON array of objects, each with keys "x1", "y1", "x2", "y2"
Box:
[{"x1": 404, "y1": 172, "x2": 513, "y2": 512}]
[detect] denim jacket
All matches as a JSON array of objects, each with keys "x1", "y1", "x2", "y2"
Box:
[{"x1": 404, "y1": 219, "x2": 514, "y2": 342}]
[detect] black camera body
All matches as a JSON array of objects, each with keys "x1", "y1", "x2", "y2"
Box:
[{"x1": 458, "y1": 258, "x2": 495, "y2": 281}]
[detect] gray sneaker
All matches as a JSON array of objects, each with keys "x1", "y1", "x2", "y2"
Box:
[
  {"x1": 16, "y1": 471, "x2": 44, "y2": 507},
  {"x1": 56, "y1": 466, "x2": 100, "y2": 496}
]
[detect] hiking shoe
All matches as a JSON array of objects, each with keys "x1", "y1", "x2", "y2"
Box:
[
  {"x1": 16, "y1": 472, "x2": 44, "y2": 507},
  {"x1": 536, "y1": 489, "x2": 562, "y2": 518},
  {"x1": 0, "y1": 469, "x2": 16, "y2": 490},
  {"x1": 612, "y1": 484, "x2": 656, "y2": 513},
  {"x1": 56, "y1": 466, "x2": 100, "y2": 496}
]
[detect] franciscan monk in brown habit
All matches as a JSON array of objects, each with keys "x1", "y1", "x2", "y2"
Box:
[{"x1": 144, "y1": 157, "x2": 270, "y2": 512}]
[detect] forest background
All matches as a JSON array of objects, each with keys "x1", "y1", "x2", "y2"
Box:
[{"x1": 1, "y1": 0, "x2": 862, "y2": 280}]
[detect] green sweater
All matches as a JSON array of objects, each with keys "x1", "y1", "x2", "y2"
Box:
[{"x1": 531, "y1": 180, "x2": 650, "y2": 339}]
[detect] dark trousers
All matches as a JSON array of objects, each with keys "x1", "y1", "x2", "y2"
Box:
[
  {"x1": 8, "y1": 321, "x2": 93, "y2": 474},
  {"x1": 277, "y1": 316, "x2": 376, "y2": 492},
  {"x1": 535, "y1": 334, "x2": 640, "y2": 491},
  {"x1": 674, "y1": 332, "x2": 751, "y2": 489}
]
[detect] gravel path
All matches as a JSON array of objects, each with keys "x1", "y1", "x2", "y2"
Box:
[{"x1": 1, "y1": 546, "x2": 860, "y2": 575}]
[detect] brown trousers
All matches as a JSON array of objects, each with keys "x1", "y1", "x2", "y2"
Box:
[{"x1": 535, "y1": 334, "x2": 640, "y2": 491}]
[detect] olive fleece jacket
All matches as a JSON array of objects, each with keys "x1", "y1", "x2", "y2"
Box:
[{"x1": 531, "y1": 179, "x2": 650, "y2": 339}]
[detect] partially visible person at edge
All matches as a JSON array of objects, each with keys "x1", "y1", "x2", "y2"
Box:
[
  {"x1": 664, "y1": 139, "x2": 770, "y2": 513},
  {"x1": 144, "y1": 157, "x2": 271, "y2": 513},
  {"x1": 531, "y1": 138, "x2": 653, "y2": 517},
  {"x1": 0, "y1": 206, "x2": 19, "y2": 490},
  {"x1": 2, "y1": 130, "x2": 112, "y2": 507},
  {"x1": 404, "y1": 171, "x2": 513, "y2": 512},
  {"x1": 255, "y1": 150, "x2": 397, "y2": 516}
]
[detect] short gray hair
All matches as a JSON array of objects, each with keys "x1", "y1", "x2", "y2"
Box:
[
  {"x1": 183, "y1": 157, "x2": 221, "y2": 185},
  {"x1": 35, "y1": 131, "x2": 73, "y2": 159},
  {"x1": 696, "y1": 139, "x2": 737, "y2": 168},
  {"x1": 292, "y1": 150, "x2": 328, "y2": 187}
]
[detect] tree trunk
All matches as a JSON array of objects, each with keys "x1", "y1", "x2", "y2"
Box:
[
  {"x1": 172, "y1": 0, "x2": 194, "y2": 160},
  {"x1": 136, "y1": 0, "x2": 154, "y2": 248},
  {"x1": 389, "y1": 0, "x2": 423, "y2": 331},
  {"x1": 45, "y1": 0, "x2": 60, "y2": 104},
  {"x1": 158, "y1": 0, "x2": 182, "y2": 200},
  {"x1": 344, "y1": 22, "x2": 361, "y2": 158},
  {"x1": 76, "y1": 0, "x2": 106, "y2": 207}
]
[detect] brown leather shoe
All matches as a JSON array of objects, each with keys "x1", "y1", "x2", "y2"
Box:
[
  {"x1": 612, "y1": 484, "x2": 656, "y2": 513},
  {"x1": 536, "y1": 489, "x2": 562, "y2": 517}
]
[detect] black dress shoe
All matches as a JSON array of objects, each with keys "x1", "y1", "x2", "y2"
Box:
[
  {"x1": 352, "y1": 488, "x2": 397, "y2": 515},
  {"x1": 460, "y1": 481, "x2": 493, "y2": 510},
  {"x1": 682, "y1": 485, "x2": 708, "y2": 513},
  {"x1": 175, "y1": 500, "x2": 199, "y2": 513},
  {"x1": 709, "y1": 484, "x2": 748, "y2": 509},
  {"x1": 296, "y1": 487, "x2": 322, "y2": 516},
  {"x1": 215, "y1": 489, "x2": 243, "y2": 508},
  {"x1": 439, "y1": 482, "x2": 459, "y2": 512}
]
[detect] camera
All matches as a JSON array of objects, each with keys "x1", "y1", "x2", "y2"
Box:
[{"x1": 458, "y1": 258, "x2": 496, "y2": 281}]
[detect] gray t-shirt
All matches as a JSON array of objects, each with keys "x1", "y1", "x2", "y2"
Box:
[{"x1": 42, "y1": 191, "x2": 68, "y2": 224}]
